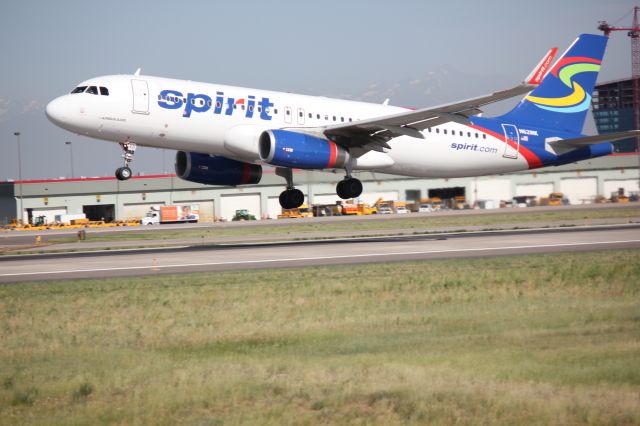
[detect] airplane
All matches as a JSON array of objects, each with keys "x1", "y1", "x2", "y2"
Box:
[{"x1": 45, "y1": 33, "x2": 638, "y2": 209}]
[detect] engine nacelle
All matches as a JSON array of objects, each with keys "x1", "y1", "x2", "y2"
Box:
[
  {"x1": 259, "y1": 129, "x2": 350, "y2": 169},
  {"x1": 175, "y1": 151, "x2": 262, "y2": 186}
]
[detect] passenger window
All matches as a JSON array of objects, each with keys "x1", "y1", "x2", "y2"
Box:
[
  {"x1": 299, "y1": 111, "x2": 303, "y2": 117},
  {"x1": 325, "y1": 115, "x2": 328, "y2": 120},
  {"x1": 436, "y1": 128, "x2": 439, "y2": 134},
  {"x1": 317, "y1": 114, "x2": 321, "y2": 119},
  {"x1": 308, "y1": 113, "x2": 312, "y2": 118},
  {"x1": 475, "y1": 133, "x2": 478, "y2": 138},
  {"x1": 215, "y1": 101, "x2": 221, "y2": 108},
  {"x1": 467, "y1": 132, "x2": 471, "y2": 137},
  {"x1": 86, "y1": 86, "x2": 98, "y2": 95},
  {"x1": 286, "y1": 109, "x2": 290, "y2": 115},
  {"x1": 274, "y1": 108, "x2": 278, "y2": 114},
  {"x1": 333, "y1": 116, "x2": 336, "y2": 121},
  {"x1": 459, "y1": 131, "x2": 463, "y2": 136},
  {"x1": 349, "y1": 118, "x2": 352, "y2": 122},
  {"x1": 71, "y1": 86, "x2": 87, "y2": 94},
  {"x1": 341, "y1": 117, "x2": 344, "y2": 122},
  {"x1": 99, "y1": 87, "x2": 109, "y2": 96},
  {"x1": 249, "y1": 105, "x2": 254, "y2": 112},
  {"x1": 482, "y1": 134, "x2": 486, "y2": 139},
  {"x1": 444, "y1": 129, "x2": 447, "y2": 135},
  {"x1": 258, "y1": 106, "x2": 262, "y2": 112}
]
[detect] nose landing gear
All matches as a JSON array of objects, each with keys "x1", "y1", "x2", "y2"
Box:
[{"x1": 115, "y1": 141, "x2": 136, "y2": 181}]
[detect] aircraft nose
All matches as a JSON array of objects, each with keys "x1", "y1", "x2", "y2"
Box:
[{"x1": 45, "y1": 96, "x2": 68, "y2": 126}]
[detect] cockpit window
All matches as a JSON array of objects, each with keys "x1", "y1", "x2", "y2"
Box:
[
  {"x1": 86, "y1": 86, "x2": 99, "y2": 95},
  {"x1": 99, "y1": 87, "x2": 109, "y2": 96},
  {"x1": 71, "y1": 86, "x2": 87, "y2": 94}
]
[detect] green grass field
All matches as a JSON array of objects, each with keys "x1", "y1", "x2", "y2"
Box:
[{"x1": 1, "y1": 250, "x2": 639, "y2": 424}]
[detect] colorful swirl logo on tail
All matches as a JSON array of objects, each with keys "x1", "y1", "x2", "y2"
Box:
[{"x1": 526, "y1": 56, "x2": 601, "y2": 113}]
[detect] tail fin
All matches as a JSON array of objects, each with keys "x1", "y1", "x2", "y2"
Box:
[{"x1": 497, "y1": 33, "x2": 608, "y2": 134}]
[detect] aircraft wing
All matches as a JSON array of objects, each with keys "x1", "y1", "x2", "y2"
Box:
[{"x1": 319, "y1": 48, "x2": 558, "y2": 153}]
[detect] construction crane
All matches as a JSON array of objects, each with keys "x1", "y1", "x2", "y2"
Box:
[
  {"x1": 598, "y1": 6, "x2": 640, "y2": 160},
  {"x1": 598, "y1": 6, "x2": 640, "y2": 77}
]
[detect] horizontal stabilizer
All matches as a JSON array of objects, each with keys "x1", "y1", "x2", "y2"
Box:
[
  {"x1": 547, "y1": 129, "x2": 640, "y2": 154},
  {"x1": 554, "y1": 130, "x2": 640, "y2": 147}
]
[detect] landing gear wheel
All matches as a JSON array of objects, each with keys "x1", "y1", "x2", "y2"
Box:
[
  {"x1": 336, "y1": 178, "x2": 363, "y2": 199},
  {"x1": 115, "y1": 166, "x2": 132, "y2": 181},
  {"x1": 279, "y1": 189, "x2": 305, "y2": 209},
  {"x1": 116, "y1": 141, "x2": 137, "y2": 181}
]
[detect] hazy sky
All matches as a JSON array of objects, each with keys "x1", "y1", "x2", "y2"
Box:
[{"x1": 0, "y1": 0, "x2": 637, "y2": 180}]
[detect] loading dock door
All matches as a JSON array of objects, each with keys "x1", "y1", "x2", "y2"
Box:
[
  {"x1": 220, "y1": 194, "x2": 261, "y2": 221},
  {"x1": 560, "y1": 177, "x2": 597, "y2": 204},
  {"x1": 83, "y1": 204, "x2": 116, "y2": 222}
]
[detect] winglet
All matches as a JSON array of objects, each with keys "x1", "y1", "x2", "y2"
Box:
[
  {"x1": 524, "y1": 47, "x2": 558, "y2": 85},
  {"x1": 134, "y1": 68, "x2": 141, "y2": 76}
]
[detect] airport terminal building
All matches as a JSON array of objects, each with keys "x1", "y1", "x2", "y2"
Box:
[{"x1": 1, "y1": 154, "x2": 638, "y2": 225}]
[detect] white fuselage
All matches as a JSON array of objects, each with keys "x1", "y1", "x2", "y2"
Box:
[{"x1": 46, "y1": 74, "x2": 529, "y2": 178}]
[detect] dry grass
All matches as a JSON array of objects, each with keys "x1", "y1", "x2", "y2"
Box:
[
  {"x1": 0, "y1": 250, "x2": 639, "y2": 424},
  {"x1": 48, "y1": 206, "x2": 640, "y2": 244}
]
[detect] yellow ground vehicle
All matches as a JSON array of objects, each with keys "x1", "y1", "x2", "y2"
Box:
[
  {"x1": 453, "y1": 196, "x2": 467, "y2": 209},
  {"x1": 278, "y1": 204, "x2": 313, "y2": 219},
  {"x1": 428, "y1": 197, "x2": 443, "y2": 210},
  {"x1": 548, "y1": 192, "x2": 565, "y2": 206},
  {"x1": 357, "y1": 203, "x2": 377, "y2": 215},
  {"x1": 374, "y1": 199, "x2": 394, "y2": 214}
]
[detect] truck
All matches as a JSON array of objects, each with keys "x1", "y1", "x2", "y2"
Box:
[
  {"x1": 278, "y1": 204, "x2": 312, "y2": 219},
  {"x1": 140, "y1": 205, "x2": 199, "y2": 225},
  {"x1": 373, "y1": 198, "x2": 394, "y2": 214},
  {"x1": 357, "y1": 203, "x2": 377, "y2": 215},
  {"x1": 539, "y1": 192, "x2": 568, "y2": 206},
  {"x1": 393, "y1": 201, "x2": 408, "y2": 214}
]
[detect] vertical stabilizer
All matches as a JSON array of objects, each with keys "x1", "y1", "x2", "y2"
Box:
[{"x1": 497, "y1": 34, "x2": 608, "y2": 134}]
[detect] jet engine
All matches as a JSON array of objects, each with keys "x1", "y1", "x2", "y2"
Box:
[
  {"x1": 259, "y1": 129, "x2": 350, "y2": 169},
  {"x1": 175, "y1": 151, "x2": 262, "y2": 186}
]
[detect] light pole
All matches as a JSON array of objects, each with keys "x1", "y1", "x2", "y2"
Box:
[
  {"x1": 65, "y1": 141, "x2": 74, "y2": 178},
  {"x1": 13, "y1": 132, "x2": 23, "y2": 224}
]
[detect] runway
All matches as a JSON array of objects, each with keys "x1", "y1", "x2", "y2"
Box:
[{"x1": 1, "y1": 224, "x2": 638, "y2": 283}]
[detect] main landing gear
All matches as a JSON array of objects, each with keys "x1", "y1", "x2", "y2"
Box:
[
  {"x1": 336, "y1": 177, "x2": 363, "y2": 199},
  {"x1": 115, "y1": 141, "x2": 137, "y2": 181},
  {"x1": 276, "y1": 168, "x2": 305, "y2": 210},
  {"x1": 336, "y1": 158, "x2": 362, "y2": 200}
]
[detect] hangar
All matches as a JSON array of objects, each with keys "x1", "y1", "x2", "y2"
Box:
[{"x1": 0, "y1": 154, "x2": 638, "y2": 224}]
